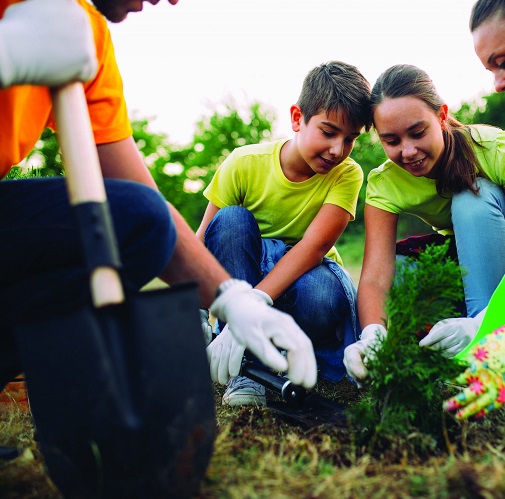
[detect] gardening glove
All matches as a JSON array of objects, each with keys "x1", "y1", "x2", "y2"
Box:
[
  {"x1": 206, "y1": 325, "x2": 245, "y2": 385},
  {"x1": 343, "y1": 324, "x2": 387, "y2": 387},
  {"x1": 444, "y1": 325, "x2": 505, "y2": 420},
  {"x1": 0, "y1": 0, "x2": 98, "y2": 88},
  {"x1": 200, "y1": 309, "x2": 214, "y2": 347},
  {"x1": 210, "y1": 279, "x2": 317, "y2": 389},
  {"x1": 419, "y1": 308, "x2": 487, "y2": 358}
]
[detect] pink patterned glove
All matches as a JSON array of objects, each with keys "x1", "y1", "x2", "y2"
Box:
[{"x1": 444, "y1": 325, "x2": 505, "y2": 419}]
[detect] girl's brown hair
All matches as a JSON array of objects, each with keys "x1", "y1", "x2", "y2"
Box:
[
  {"x1": 370, "y1": 64, "x2": 482, "y2": 195},
  {"x1": 470, "y1": 0, "x2": 505, "y2": 32}
]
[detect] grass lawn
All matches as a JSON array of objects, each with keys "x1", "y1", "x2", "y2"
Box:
[
  {"x1": 3, "y1": 235, "x2": 501, "y2": 497},
  {"x1": 2, "y1": 376, "x2": 505, "y2": 498}
]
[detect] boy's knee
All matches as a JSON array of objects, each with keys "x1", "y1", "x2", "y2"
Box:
[
  {"x1": 212, "y1": 205, "x2": 253, "y2": 226},
  {"x1": 206, "y1": 205, "x2": 255, "y2": 240},
  {"x1": 288, "y1": 272, "x2": 346, "y2": 321}
]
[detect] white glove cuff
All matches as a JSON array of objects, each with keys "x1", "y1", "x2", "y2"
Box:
[
  {"x1": 210, "y1": 279, "x2": 252, "y2": 321},
  {"x1": 360, "y1": 324, "x2": 387, "y2": 344},
  {"x1": 252, "y1": 289, "x2": 273, "y2": 306}
]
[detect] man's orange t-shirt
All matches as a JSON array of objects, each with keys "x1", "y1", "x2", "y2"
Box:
[{"x1": 0, "y1": 0, "x2": 132, "y2": 178}]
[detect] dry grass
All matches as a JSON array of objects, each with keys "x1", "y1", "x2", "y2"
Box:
[
  {"x1": 3, "y1": 379, "x2": 505, "y2": 498},
  {"x1": 198, "y1": 381, "x2": 505, "y2": 498}
]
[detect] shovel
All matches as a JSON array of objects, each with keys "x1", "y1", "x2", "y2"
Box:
[
  {"x1": 241, "y1": 362, "x2": 348, "y2": 427},
  {"x1": 14, "y1": 82, "x2": 216, "y2": 498}
]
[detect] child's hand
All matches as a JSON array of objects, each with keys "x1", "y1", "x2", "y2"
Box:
[
  {"x1": 419, "y1": 316, "x2": 480, "y2": 357},
  {"x1": 444, "y1": 325, "x2": 505, "y2": 419},
  {"x1": 343, "y1": 324, "x2": 387, "y2": 387}
]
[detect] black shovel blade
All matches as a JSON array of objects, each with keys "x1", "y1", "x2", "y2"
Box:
[
  {"x1": 266, "y1": 393, "x2": 348, "y2": 427},
  {"x1": 15, "y1": 282, "x2": 215, "y2": 499}
]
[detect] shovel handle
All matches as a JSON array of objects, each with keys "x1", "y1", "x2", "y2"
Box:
[
  {"x1": 241, "y1": 362, "x2": 306, "y2": 408},
  {"x1": 51, "y1": 82, "x2": 124, "y2": 307}
]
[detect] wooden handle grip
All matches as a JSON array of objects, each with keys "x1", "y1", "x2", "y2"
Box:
[{"x1": 51, "y1": 83, "x2": 124, "y2": 307}]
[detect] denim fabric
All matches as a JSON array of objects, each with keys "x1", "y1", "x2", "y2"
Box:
[
  {"x1": 204, "y1": 205, "x2": 359, "y2": 382},
  {"x1": 0, "y1": 177, "x2": 176, "y2": 388},
  {"x1": 452, "y1": 178, "x2": 505, "y2": 317}
]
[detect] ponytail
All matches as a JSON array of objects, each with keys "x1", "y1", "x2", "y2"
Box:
[{"x1": 434, "y1": 122, "x2": 482, "y2": 196}]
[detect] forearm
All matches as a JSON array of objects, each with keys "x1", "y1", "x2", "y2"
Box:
[
  {"x1": 159, "y1": 204, "x2": 230, "y2": 308},
  {"x1": 97, "y1": 138, "x2": 157, "y2": 187},
  {"x1": 357, "y1": 277, "x2": 391, "y2": 329},
  {"x1": 358, "y1": 205, "x2": 398, "y2": 330}
]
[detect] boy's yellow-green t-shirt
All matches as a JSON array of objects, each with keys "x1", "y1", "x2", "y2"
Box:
[
  {"x1": 366, "y1": 124, "x2": 505, "y2": 234},
  {"x1": 203, "y1": 139, "x2": 364, "y2": 266}
]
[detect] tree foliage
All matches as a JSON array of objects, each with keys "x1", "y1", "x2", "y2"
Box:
[
  {"x1": 146, "y1": 101, "x2": 275, "y2": 230},
  {"x1": 15, "y1": 90, "x2": 504, "y2": 233},
  {"x1": 453, "y1": 91, "x2": 505, "y2": 129},
  {"x1": 348, "y1": 241, "x2": 466, "y2": 456}
]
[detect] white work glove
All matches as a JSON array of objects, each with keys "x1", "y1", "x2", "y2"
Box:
[
  {"x1": 0, "y1": 0, "x2": 98, "y2": 88},
  {"x1": 210, "y1": 279, "x2": 317, "y2": 389},
  {"x1": 206, "y1": 325, "x2": 245, "y2": 385},
  {"x1": 199, "y1": 309, "x2": 213, "y2": 347},
  {"x1": 343, "y1": 324, "x2": 387, "y2": 387},
  {"x1": 419, "y1": 307, "x2": 487, "y2": 358}
]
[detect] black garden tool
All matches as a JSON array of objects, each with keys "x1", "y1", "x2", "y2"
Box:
[
  {"x1": 14, "y1": 83, "x2": 215, "y2": 498},
  {"x1": 241, "y1": 362, "x2": 348, "y2": 427}
]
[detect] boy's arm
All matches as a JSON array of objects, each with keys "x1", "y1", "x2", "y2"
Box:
[
  {"x1": 256, "y1": 203, "x2": 350, "y2": 300},
  {"x1": 196, "y1": 202, "x2": 220, "y2": 243}
]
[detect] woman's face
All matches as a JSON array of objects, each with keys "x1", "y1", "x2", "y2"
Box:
[
  {"x1": 473, "y1": 13, "x2": 505, "y2": 93},
  {"x1": 373, "y1": 96, "x2": 447, "y2": 179}
]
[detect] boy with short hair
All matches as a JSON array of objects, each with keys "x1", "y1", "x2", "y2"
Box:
[{"x1": 198, "y1": 60, "x2": 371, "y2": 405}]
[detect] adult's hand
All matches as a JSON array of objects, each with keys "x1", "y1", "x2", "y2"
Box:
[
  {"x1": 444, "y1": 325, "x2": 505, "y2": 419},
  {"x1": 0, "y1": 0, "x2": 97, "y2": 88},
  {"x1": 210, "y1": 279, "x2": 317, "y2": 389},
  {"x1": 206, "y1": 325, "x2": 245, "y2": 385},
  {"x1": 420, "y1": 308, "x2": 487, "y2": 357},
  {"x1": 343, "y1": 323, "x2": 387, "y2": 387}
]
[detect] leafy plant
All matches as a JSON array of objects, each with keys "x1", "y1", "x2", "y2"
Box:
[{"x1": 349, "y1": 241, "x2": 467, "y2": 455}]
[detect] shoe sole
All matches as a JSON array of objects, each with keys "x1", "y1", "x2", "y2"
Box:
[{"x1": 222, "y1": 395, "x2": 266, "y2": 407}]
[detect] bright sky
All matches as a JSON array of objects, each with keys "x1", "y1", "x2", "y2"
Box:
[{"x1": 108, "y1": 0, "x2": 493, "y2": 145}]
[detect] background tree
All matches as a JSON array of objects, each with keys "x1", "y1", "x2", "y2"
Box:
[
  {"x1": 13, "y1": 91, "x2": 504, "y2": 235},
  {"x1": 454, "y1": 91, "x2": 505, "y2": 129},
  {"x1": 146, "y1": 101, "x2": 275, "y2": 230}
]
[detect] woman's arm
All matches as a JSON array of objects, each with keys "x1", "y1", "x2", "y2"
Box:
[
  {"x1": 257, "y1": 203, "x2": 351, "y2": 300},
  {"x1": 357, "y1": 204, "x2": 399, "y2": 329}
]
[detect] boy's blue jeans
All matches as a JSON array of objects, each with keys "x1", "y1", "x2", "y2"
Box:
[
  {"x1": 204, "y1": 206, "x2": 359, "y2": 381},
  {"x1": 452, "y1": 178, "x2": 505, "y2": 317},
  {"x1": 0, "y1": 177, "x2": 176, "y2": 388}
]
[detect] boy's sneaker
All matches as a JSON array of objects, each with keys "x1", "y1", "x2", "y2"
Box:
[{"x1": 222, "y1": 376, "x2": 266, "y2": 407}]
